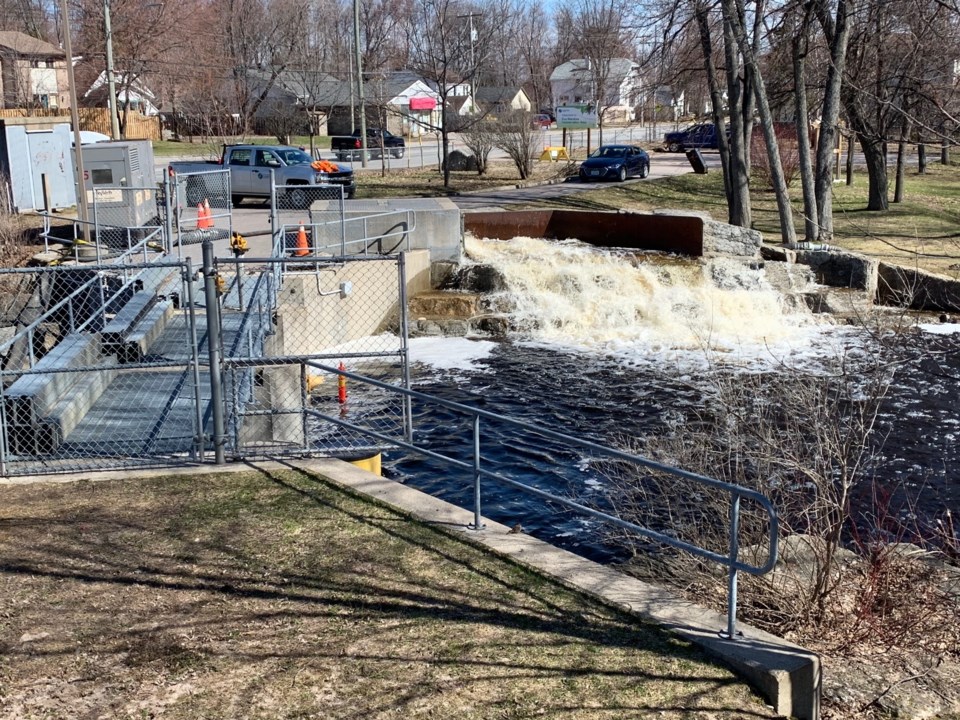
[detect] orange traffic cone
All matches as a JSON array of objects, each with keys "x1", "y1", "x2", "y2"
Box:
[
  {"x1": 195, "y1": 201, "x2": 207, "y2": 230},
  {"x1": 292, "y1": 222, "x2": 310, "y2": 257},
  {"x1": 202, "y1": 198, "x2": 213, "y2": 229}
]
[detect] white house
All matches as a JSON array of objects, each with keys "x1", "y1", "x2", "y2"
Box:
[
  {"x1": 550, "y1": 58, "x2": 642, "y2": 123},
  {"x1": 85, "y1": 70, "x2": 160, "y2": 116}
]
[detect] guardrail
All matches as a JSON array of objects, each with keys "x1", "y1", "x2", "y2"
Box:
[
  {"x1": 302, "y1": 359, "x2": 779, "y2": 640},
  {"x1": 272, "y1": 210, "x2": 415, "y2": 259}
]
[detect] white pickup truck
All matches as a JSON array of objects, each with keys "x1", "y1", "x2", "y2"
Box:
[{"x1": 169, "y1": 144, "x2": 356, "y2": 209}]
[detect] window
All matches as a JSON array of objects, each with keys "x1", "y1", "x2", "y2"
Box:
[
  {"x1": 229, "y1": 148, "x2": 251, "y2": 166},
  {"x1": 91, "y1": 169, "x2": 113, "y2": 185}
]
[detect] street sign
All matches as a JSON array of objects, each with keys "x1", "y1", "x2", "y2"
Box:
[{"x1": 556, "y1": 103, "x2": 598, "y2": 130}]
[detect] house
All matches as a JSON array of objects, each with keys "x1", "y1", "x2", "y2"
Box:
[
  {"x1": 550, "y1": 58, "x2": 642, "y2": 123},
  {"x1": 0, "y1": 30, "x2": 68, "y2": 110},
  {"x1": 313, "y1": 71, "x2": 442, "y2": 138},
  {"x1": 472, "y1": 86, "x2": 531, "y2": 116},
  {"x1": 83, "y1": 71, "x2": 160, "y2": 116}
]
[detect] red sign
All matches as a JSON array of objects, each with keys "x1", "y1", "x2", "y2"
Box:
[{"x1": 409, "y1": 97, "x2": 436, "y2": 111}]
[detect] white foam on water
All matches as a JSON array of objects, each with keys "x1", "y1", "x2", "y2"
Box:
[
  {"x1": 409, "y1": 336, "x2": 498, "y2": 372},
  {"x1": 465, "y1": 234, "x2": 839, "y2": 369},
  {"x1": 918, "y1": 322, "x2": 960, "y2": 335}
]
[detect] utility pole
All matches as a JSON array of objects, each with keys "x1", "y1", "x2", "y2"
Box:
[
  {"x1": 457, "y1": 12, "x2": 481, "y2": 112},
  {"x1": 103, "y1": 0, "x2": 120, "y2": 139},
  {"x1": 353, "y1": 0, "x2": 367, "y2": 167},
  {"x1": 60, "y1": 0, "x2": 90, "y2": 237}
]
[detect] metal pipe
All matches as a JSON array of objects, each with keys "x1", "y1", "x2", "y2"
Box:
[
  {"x1": 398, "y1": 252, "x2": 412, "y2": 442},
  {"x1": 727, "y1": 495, "x2": 742, "y2": 639},
  {"x1": 201, "y1": 239, "x2": 226, "y2": 464},
  {"x1": 184, "y1": 258, "x2": 205, "y2": 461},
  {"x1": 472, "y1": 414, "x2": 482, "y2": 529}
]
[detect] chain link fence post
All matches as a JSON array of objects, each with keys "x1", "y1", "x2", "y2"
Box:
[{"x1": 202, "y1": 239, "x2": 226, "y2": 464}]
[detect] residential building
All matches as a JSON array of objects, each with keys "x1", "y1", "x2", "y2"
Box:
[
  {"x1": 550, "y1": 58, "x2": 642, "y2": 123},
  {"x1": 0, "y1": 31, "x2": 68, "y2": 110}
]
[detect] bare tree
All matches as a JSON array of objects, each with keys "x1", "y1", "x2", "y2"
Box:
[
  {"x1": 493, "y1": 108, "x2": 538, "y2": 178},
  {"x1": 459, "y1": 115, "x2": 496, "y2": 174},
  {"x1": 407, "y1": 0, "x2": 498, "y2": 187}
]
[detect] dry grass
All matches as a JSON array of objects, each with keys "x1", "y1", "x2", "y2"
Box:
[
  {"x1": 0, "y1": 468, "x2": 778, "y2": 719},
  {"x1": 356, "y1": 160, "x2": 579, "y2": 199}
]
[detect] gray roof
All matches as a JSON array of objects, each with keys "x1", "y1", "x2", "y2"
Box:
[
  {"x1": 0, "y1": 30, "x2": 64, "y2": 58},
  {"x1": 474, "y1": 86, "x2": 526, "y2": 104},
  {"x1": 550, "y1": 58, "x2": 637, "y2": 84}
]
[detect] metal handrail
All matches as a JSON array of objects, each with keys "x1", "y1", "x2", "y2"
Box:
[
  {"x1": 303, "y1": 359, "x2": 779, "y2": 640},
  {"x1": 274, "y1": 210, "x2": 414, "y2": 258}
]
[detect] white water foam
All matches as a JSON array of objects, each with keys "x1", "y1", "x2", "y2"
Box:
[
  {"x1": 465, "y1": 234, "x2": 833, "y2": 366},
  {"x1": 409, "y1": 336, "x2": 497, "y2": 373}
]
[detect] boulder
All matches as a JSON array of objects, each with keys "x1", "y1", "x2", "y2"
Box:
[
  {"x1": 877, "y1": 262, "x2": 960, "y2": 311},
  {"x1": 444, "y1": 150, "x2": 479, "y2": 172}
]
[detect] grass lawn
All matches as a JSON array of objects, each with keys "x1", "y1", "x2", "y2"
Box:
[{"x1": 0, "y1": 467, "x2": 777, "y2": 719}]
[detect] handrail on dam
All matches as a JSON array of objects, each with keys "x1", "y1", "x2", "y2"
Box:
[
  {"x1": 272, "y1": 210, "x2": 415, "y2": 259},
  {"x1": 302, "y1": 359, "x2": 780, "y2": 641}
]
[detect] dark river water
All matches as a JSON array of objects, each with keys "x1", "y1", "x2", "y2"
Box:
[
  {"x1": 380, "y1": 237, "x2": 960, "y2": 563},
  {"x1": 383, "y1": 335, "x2": 960, "y2": 562}
]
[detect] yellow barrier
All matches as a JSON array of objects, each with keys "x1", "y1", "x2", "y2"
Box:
[{"x1": 539, "y1": 146, "x2": 570, "y2": 161}]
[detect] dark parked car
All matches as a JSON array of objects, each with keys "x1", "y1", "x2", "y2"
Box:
[
  {"x1": 578, "y1": 144, "x2": 650, "y2": 182},
  {"x1": 663, "y1": 122, "x2": 719, "y2": 152}
]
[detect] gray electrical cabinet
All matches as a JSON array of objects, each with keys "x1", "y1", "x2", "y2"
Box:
[{"x1": 74, "y1": 140, "x2": 157, "y2": 228}]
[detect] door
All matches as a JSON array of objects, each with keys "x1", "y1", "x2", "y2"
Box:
[
  {"x1": 227, "y1": 148, "x2": 253, "y2": 193},
  {"x1": 250, "y1": 148, "x2": 281, "y2": 196}
]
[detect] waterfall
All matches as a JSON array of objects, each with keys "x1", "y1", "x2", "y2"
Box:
[{"x1": 464, "y1": 234, "x2": 825, "y2": 355}]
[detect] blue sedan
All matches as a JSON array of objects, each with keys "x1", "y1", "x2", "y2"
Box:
[{"x1": 578, "y1": 144, "x2": 650, "y2": 182}]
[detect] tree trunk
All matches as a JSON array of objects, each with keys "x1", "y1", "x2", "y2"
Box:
[
  {"x1": 860, "y1": 133, "x2": 889, "y2": 210},
  {"x1": 720, "y1": 2, "x2": 752, "y2": 228},
  {"x1": 722, "y1": 0, "x2": 796, "y2": 245},
  {"x1": 846, "y1": 131, "x2": 854, "y2": 185},
  {"x1": 894, "y1": 117, "x2": 911, "y2": 203},
  {"x1": 918, "y1": 143, "x2": 926, "y2": 173},
  {"x1": 942, "y1": 138, "x2": 949, "y2": 165},
  {"x1": 813, "y1": 0, "x2": 850, "y2": 243},
  {"x1": 793, "y1": 6, "x2": 818, "y2": 243},
  {"x1": 695, "y1": 2, "x2": 733, "y2": 209}
]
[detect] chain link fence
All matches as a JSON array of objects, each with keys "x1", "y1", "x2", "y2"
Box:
[
  {"x1": 169, "y1": 169, "x2": 232, "y2": 250},
  {"x1": 0, "y1": 251, "x2": 411, "y2": 475},
  {"x1": 220, "y1": 253, "x2": 410, "y2": 460}
]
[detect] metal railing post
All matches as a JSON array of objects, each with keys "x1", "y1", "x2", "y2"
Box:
[
  {"x1": 726, "y1": 494, "x2": 741, "y2": 639},
  {"x1": 202, "y1": 239, "x2": 226, "y2": 464},
  {"x1": 184, "y1": 258, "x2": 205, "y2": 461},
  {"x1": 471, "y1": 414, "x2": 483, "y2": 530},
  {"x1": 398, "y1": 252, "x2": 412, "y2": 442},
  {"x1": 163, "y1": 171, "x2": 175, "y2": 256}
]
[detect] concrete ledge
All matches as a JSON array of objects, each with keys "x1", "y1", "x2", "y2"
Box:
[{"x1": 795, "y1": 249, "x2": 878, "y2": 297}]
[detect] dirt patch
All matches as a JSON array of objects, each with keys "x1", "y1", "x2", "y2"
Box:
[{"x1": 0, "y1": 469, "x2": 778, "y2": 719}]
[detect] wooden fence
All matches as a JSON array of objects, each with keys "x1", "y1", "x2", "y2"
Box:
[{"x1": 0, "y1": 107, "x2": 161, "y2": 141}]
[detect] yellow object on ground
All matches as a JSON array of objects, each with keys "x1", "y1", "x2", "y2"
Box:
[{"x1": 539, "y1": 147, "x2": 570, "y2": 161}]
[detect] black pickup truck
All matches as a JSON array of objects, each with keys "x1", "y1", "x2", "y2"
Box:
[{"x1": 331, "y1": 128, "x2": 406, "y2": 161}]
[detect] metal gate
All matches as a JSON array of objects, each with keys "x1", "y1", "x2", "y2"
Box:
[{"x1": 214, "y1": 248, "x2": 411, "y2": 461}]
